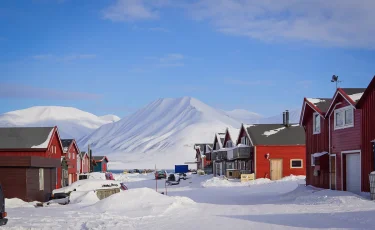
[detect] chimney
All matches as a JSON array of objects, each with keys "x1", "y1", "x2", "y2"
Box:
[
  {"x1": 285, "y1": 110, "x2": 290, "y2": 127},
  {"x1": 283, "y1": 112, "x2": 286, "y2": 126}
]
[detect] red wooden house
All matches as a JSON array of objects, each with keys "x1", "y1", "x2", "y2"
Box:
[
  {"x1": 79, "y1": 151, "x2": 90, "y2": 174},
  {"x1": 0, "y1": 127, "x2": 62, "y2": 202},
  {"x1": 355, "y1": 76, "x2": 375, "y2": 192},
  {"x1": 300, "y1": 98, "x2": 332, "y2": 189},
  {"x1": 194, "y1": 143, "x2": 212, "y2": 171},
  {"x1": 61, "y1": 139, "x2": 80, "y2": 185},
  {"x1": 236, "y1": 111, "x2": 306, "y2": 180}
]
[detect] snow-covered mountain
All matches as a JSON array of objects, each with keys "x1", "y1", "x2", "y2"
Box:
[
  {"x1": 226, "y1": 109, "x2": 263, "y2": 124},
  {"x1": 99, "y1": 115, "x2": 121, "y2": 122},
  {"x1": 78, "y1": 97, "x2": 241, "y2": 169},
  {"x1": 0, "y1": 106, "x2": 119, "y2": 139}
]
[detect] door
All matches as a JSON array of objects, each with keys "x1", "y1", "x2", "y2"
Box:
[
  {"x1": 270, "y1": 159, "x2": 283, "y2": 180},
  {"x1": 346, "y1": 153, "x2": 361, "y2": 193},
  {"x1": 68, "y1": 174, "x2": 72, "y2": 185},
  {"x1": 330, "y1": 156, "x2": 336, "y2": 190}
]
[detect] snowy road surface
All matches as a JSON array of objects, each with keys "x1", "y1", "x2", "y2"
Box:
[{"x1": 4, "y1": 173, "x2": 375, "y2": 230}]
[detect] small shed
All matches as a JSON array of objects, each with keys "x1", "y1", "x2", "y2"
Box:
[{"x1": 92, "y1": 156, "x2": 109, "y2": 172}]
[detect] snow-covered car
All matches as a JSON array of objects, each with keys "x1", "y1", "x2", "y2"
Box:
[
  {"x1": 177, "y1": 173, "x2": 187, "y2": 180},
  {"x1": 166, "y1": 173, "x2": 180, "y2": 185}
]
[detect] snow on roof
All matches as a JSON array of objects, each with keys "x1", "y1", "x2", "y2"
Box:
[
  {"x1": 307, "y1": 98, "x2": 326, "y2": 105},
  {"x1": 348, "y1": 92, "x2": 364, "y2": 102},
  {"x1": 31, "y1": 128, "x2": 54, "y2": 148},
  {"x1": 262, "y1": 127, "x2": 286, "y2": 137},
  {"x1": 291, "y1": 124, "x2": 300, "y2": 127},
  {"x1": 244, "y1": 124, "x2": 256, "y2": 128},
  {"x1": 63, "y1": 147, "x2": 68, "y2": 153},
  {"x1": 371, "y1": 139, "x2": 375, "y2": 143}
]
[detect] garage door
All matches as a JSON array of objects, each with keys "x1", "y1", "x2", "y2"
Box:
[{"x1": 346, "y1": 153, "x2": 361, "y2": 193}]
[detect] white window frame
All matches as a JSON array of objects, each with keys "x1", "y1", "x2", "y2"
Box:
[
  {"x1": 68, "y1": 152, "x2": 71, "y2": 159},
  {"x1": 227, "y1": 140, "x2": 233, "y2": 148},
  {"x1": 39, "y1": 168, "x2": 44, "y2": 191},
  {"x1": 313, "y1": 112, "x2": 321, "y2": 134},
  {"x1": 311, "y1": 155, "x2": 315, "y2": 166},
  {"x1": 73, "y1": 153, "x2": 75, "y2": 159},
  {"x1": 290, "y1": 159, "x2": 303, "y2": 168},
  {"x1": 334, "y1": 106, "x2": 354, "y2": 130}
]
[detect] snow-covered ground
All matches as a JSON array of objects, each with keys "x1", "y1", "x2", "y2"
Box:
[{"x1": 4, "y1": 173, "x2": 375, "y2": 229}]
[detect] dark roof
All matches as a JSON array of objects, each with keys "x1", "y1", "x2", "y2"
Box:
[
  {"x1": 0, "y1": 127, "x2": 54, "y2": 149},
  {"x1": 61, "y1": 139, "x2": 73, "y2": 148},
  {"x1": 93, "y1": 156, "x2": 108, "y2": 162},
  {"x1": 246, "y1": 124, "x2": 305, "y2": 145},
  {"x1": 307, "y1": 98, "x2": 333, "y2": 113},
  {"x1": 341, "y1": 88, "x2": 366, "y2": 103}
]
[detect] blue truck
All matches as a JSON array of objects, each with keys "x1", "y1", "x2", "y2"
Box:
[{"x1": 174, "y1": 165, "x2": 189, "y2": 173}]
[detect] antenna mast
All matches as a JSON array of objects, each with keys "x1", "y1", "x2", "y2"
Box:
[{"x1": 331, "y1": 75, "x2": 342, "y2": 89}]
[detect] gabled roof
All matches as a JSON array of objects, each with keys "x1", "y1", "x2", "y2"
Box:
[
  {"x1": 356, "y1": 76, "x2": 375, "y2": 108},
  {"x1": 212, "y1": 132, "x2": 225, "y2": 150},
  {"x1": 224, "y1": 127, "x2": 239, "y2": 147},
  {"x1": 61, "y1": 139, "x2": 73, "y2": 153},
  {"x1": 0, "y1": 127, "x2": 55, "y2": 150},
  {"x1": 246, "y1": 124, "x2": 305, "y2": 145},
  {"x1": 325, "y1": 88, "x2": 366, "y2": 116},
  {"x1": 93, "y1": 156, "x2": 109, "y2": 162},
  {"x1": 300, "y1": 98, "x2": 332, "y2": 125}
]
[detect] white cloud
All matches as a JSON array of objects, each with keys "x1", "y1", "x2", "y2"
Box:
[
  {"x1": 32, "y1": 54, "x2": 96, "y2": 61},
  {"x1": 102, "y1": 0, "x2": 375, "y2": 48},
  {"x1": 102, "y1": 0, "x2": 170, "y2": 21}
]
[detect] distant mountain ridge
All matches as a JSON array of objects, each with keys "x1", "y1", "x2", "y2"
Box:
[
  {"x1": 0, "y1": 100, "x2": 301, "y2": 169},
  {"x1": 0, "y1": 106, "x2": 119, "y2": 139}
]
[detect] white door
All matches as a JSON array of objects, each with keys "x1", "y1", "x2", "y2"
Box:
[{"x1": 346, "y1": 153, "x2": 361, "y2": 193}]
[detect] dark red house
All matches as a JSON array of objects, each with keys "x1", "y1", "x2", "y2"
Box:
[
  {"x1": 236, "y1": 111, "x2": 306, "y2": 180},
  {"x1": 300, "y1": 98, "x2": 332, "y2": 189},
  {"x1": 0, "y1": 127, "x2": 62, "y2": 202},
  {"x1": 61, "y1": 139, "x2": 80, "y2": 185},
  {"x1": 211, "y1": 132, "x2": 226, "y2": 175},
  {"x1": 356, "y1": 76, "x2": 375, "y2": 192},
  {"x1": 325, "y1": 88, "x2": 366, "y2": 193}
]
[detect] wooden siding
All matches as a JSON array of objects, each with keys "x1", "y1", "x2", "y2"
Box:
[
  {"x1": 329, "y1": 97, "x2": 361, "y2": 190},
  {"x1": 66, "y1": 143, "x2": 78, "y2": 182},
  {"x1": 255, "y1": 145, "x2": 306, "y2": 179},
  {"x1": 26, "y1": 168, "x2": 55, "y2": 202},
  {"x1": 360, "y1": 86, "x2": 375, "y2": 192},
  {"x1": 303, "y1": 105, "x2": 330, "y2": 189},
  {"x1": 0, "y1": 168, "x2": 27, "y2": 200}
]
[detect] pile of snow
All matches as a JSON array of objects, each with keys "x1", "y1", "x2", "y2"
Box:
[
  {"x1": 53, "y1": 179, "x2": 122, "y2": 194},
  {"x1": 69, "y1": 191, "x2": 99, "y2": 204},
  {"x1": 201, "y1": 177, "x2": 272, "y2": 188},
  {"x1": 88, "y1": 172, "x2": 149, "y2": 182},
  {"x1": 0, "y1": 106, "x2": 119, "y2": 139},
  {"x1": 5, "y1": 198, "x2": 36, "y2": 208},
  {"x1": 294, "y1": 189, "x2": 368, "y2": 206},
  {"x1": 277, "y1": 175, "x2": 306, "y2": 182},
  {"x1": 87, "y1": 188, "x2": 195, "y2": 218}
]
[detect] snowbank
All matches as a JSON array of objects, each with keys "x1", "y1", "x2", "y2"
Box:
[
  {"x1": 87, "y1": 172, "x2": 148, "y2": 182},
  {"x1": 5, "y1": 198, "x2": 36, "y2": 208},
  {"x1": 88, "y1": 188, "x2": 195, "y2": 218},
  {"x1": 201, "y1": 177, "x2": 272, "y2": 187},
  {"x1": 69, "y1": 191, "x2": 99, "y2": 204},
  {"x1": 53, "y1": 179, "x2": 122, "y2": 194},
  {"x1": 277, "y1": 175, "x2": 306, "y2": 182}
]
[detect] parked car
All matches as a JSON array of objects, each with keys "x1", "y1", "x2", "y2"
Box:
[
  {"x1": 166, "y1": 173, "x2": 180, "y2": 185},
  {"x1": 155, "y1": 170, "x2": 167, "y2": 179},
  {"x1": 177, "y1": 173, "x2": 187, "y2": 180},
  {"x1": 0, "y1": 184, "x2": 8, "y2": 226}
]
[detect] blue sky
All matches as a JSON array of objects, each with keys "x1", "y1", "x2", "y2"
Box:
[{"x1": 1, "y1": 0, "x2": 374, "y2": 118}]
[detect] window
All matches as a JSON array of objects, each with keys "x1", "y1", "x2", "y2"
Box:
[
  {"x1": 291, "y1": 159, "x2": 303, "y2": 168},
  {"x1": 241, "y1": 136, "x2": 250, "y2": 145},
  {"x1": 68, "y1": 152, "x2": 71, "y2": 159},
  {"x1": 73, "y1": 153, "x2": 75, "y2": 159},
  {"x1": 39, "y1": 168, "x2": 44, "y2": 190},
  {"x1": 311, "y1": 155, "x2": 315, "y2": 166},
  {"x1": 227, "y1": 140, "x2": 233, "y2": 148},
  {"x1": 313, "y1": 113, "x2": 321, "y2": 134},
  {"x1": 334, "y1": 106, "x2": 354, "y2": 130}
]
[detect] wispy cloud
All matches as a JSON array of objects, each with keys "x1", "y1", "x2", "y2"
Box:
[
  {"x1": 0, "y1": 83, "x2": 102, "y2": 100},
  {"x1": 102, "y1": 0, "x2": 169, "y2": 22},
  {"x1": 32, "y1": 54, "x2": 96, "y2": 62},
  {"x1": 146, "y1": 53, "x2": 185, "y2": 67},
  {"x1": 224, "y1": 78, "x2": 275, "y2": 86},
  {"x1": 102, "y1": 0, "x2": 375, "y2": 48}
]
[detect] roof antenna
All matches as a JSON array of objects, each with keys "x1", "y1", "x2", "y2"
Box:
[{"x1": 331, "y1": 75, "x2": 342, "y2": 89}]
